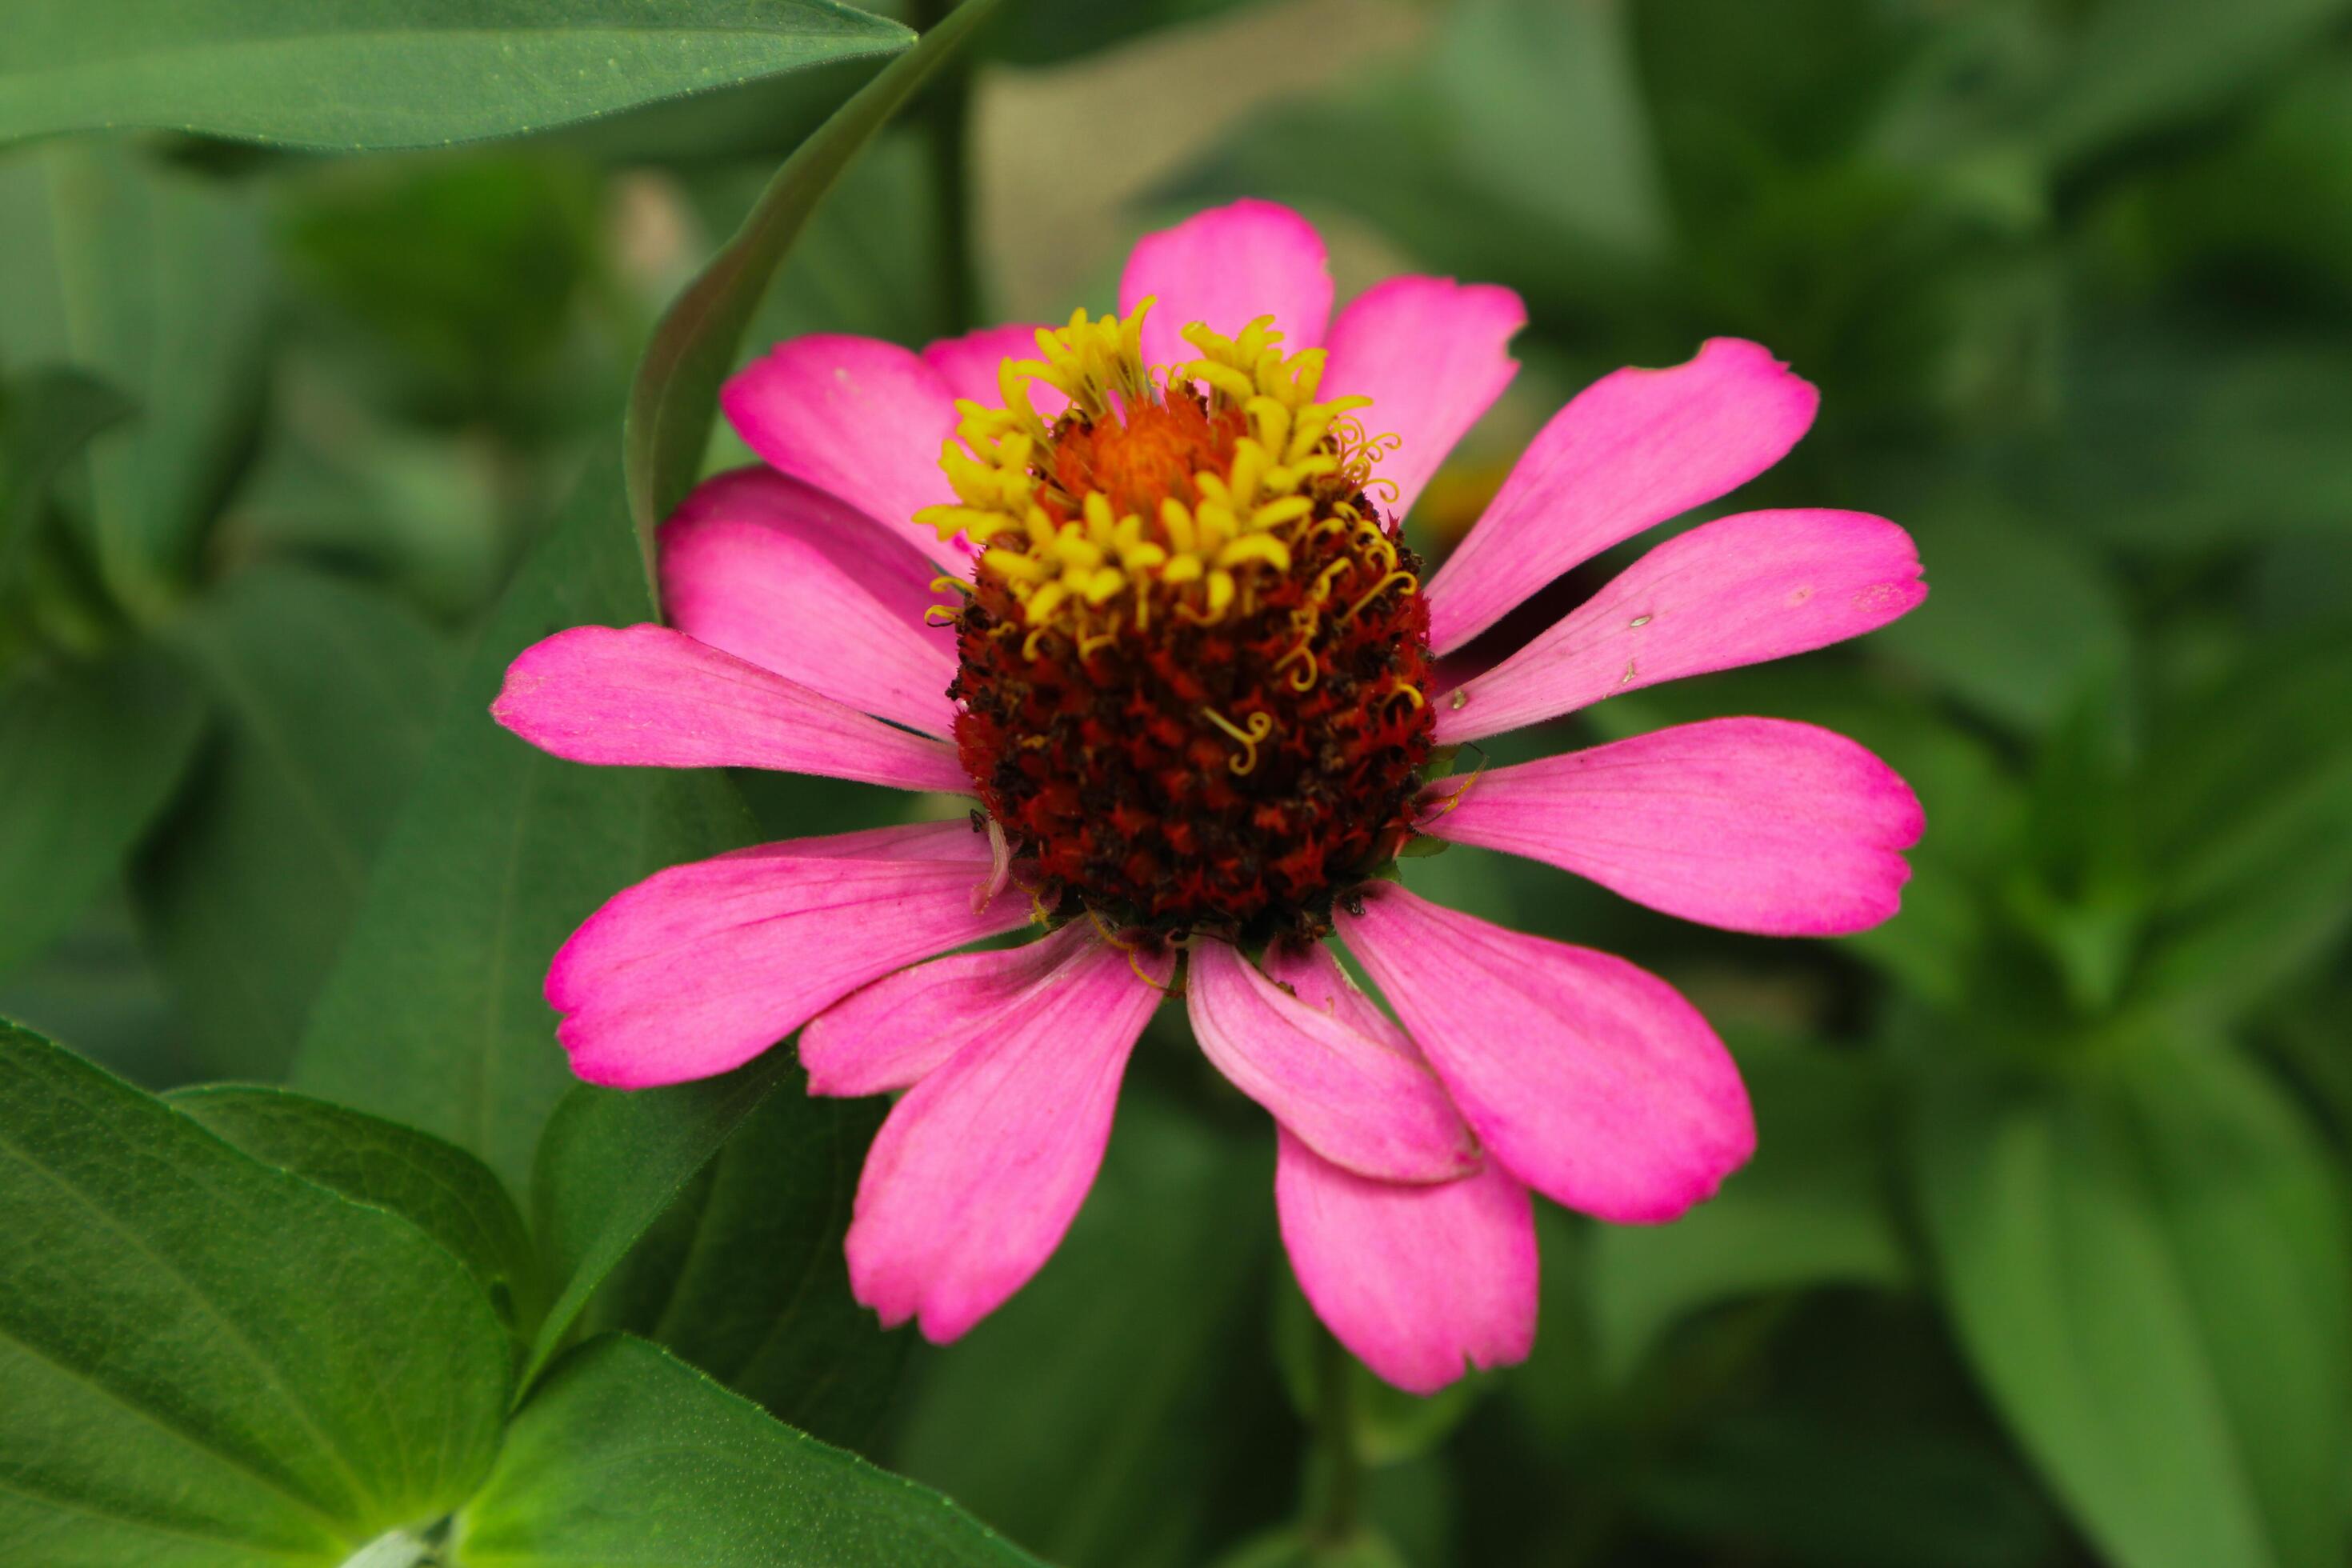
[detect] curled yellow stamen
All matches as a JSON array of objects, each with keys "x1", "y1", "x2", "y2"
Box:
[
  {"x1": 1340, "y1": 570, "x2": 1419, "y2": 623},
  {"x1": 1200, "y1": 706, "x2": 1276, "y2": 775}
]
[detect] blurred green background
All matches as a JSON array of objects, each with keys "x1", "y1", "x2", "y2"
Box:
[{"x1": 6, "y1": 2, "x2": 2352, "y2": 1565}]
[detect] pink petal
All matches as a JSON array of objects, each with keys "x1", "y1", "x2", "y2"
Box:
[
  {"x1": 659, "y1": 466, "x2": 958, "y2": 738},
  {"x1": 1186, "y1": 939, "x2": 1478, "y2": 1184},
  {"x1": 1118, "y1": 199, "x2": 1335, "y2": 370},
  {"x1": 547, "y1": 821, "x2": 1030, "y2": 1089},
  {"x1": 1423, "y1": 718, "x2": 1923, "y2": 937},
  {"x1": 800, "y1": 923, "x2": 1094, "y2": 1098},
  {"x1": 846, "y1": 934, "x2": 1173, "y2": 1342},
  {"x1": 1277, "y1": 1130, "x2": 1537, "y2": 1394},
  {"x1": 720, "y1": 334, "x2": 967, "y2": 574},
  {"x1": 1423, "y1": 339, "x2": 1819, "y2": 654},
  {"x1": 1258, "y1": 937, "x2": 1412, "y2": 1049},
  {"x1": 1257, "y1": 940, "x2": 1536, "y2": 1390},
  {"x1": 1321, "y1": 276, "x2": 1526, "y2": 523},
  {"x1": 921, "y1": 325, "x2": 1072, "y2": 424},
  {"x1": 491, "y1": 625, "x2": 969, "y2": 795},
  {"x1": 1338, "y1": 885, "x2": 1754, "y2": 1224},
  {"x1": 1436, "y1": 508, "x2": 1926, "y2": 742}
]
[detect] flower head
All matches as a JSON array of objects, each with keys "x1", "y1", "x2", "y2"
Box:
[{"x1": 493, "y1": 199, "x2": 1928, "y2": 1392}]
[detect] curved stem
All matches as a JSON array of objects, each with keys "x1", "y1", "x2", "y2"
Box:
[{"x1": 1305, "y1": 1320, "x2": 1362, "y2": 1547}]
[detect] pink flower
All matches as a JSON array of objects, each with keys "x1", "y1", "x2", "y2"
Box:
[{"x1": 493, "y1": 199, "x2": 1927, "y2": 1394}]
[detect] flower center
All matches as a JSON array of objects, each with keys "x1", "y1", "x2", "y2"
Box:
[{"x1": 922, "y1": 302, "x2": 1435, "y2": 942}]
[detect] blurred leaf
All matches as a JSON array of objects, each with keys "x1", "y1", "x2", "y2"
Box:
[
  {"x1": 0, "y1": 894, "x2": 193, "y2": 1089},
  {"x1": 2050, "y1": 328, "x2": 2352, "y2": 550},
  {"x1": 0, "y1": 1019, "x2": 511, "y2": 1563},
  {"x1": 979, "y1": 0, "x2": 1251, "y2": 66},
  {"x1": 1160, "y1": 1, "x2": 1669, "y2": 343},
  {"x1": 1270, "y1": 1279, "x2": 1486, "y2": 1467},
  {"x1": 280, "y1": 154, "x2": 605, "y2": 425},
  {"x1": 1878, "y1": 504, "x2": 2129, "y2": 735},
  {"x1": 0, "y1": 365, "x2": 135, "y2": 596},
  {"x1": 1639, "y1": 0, "x2": 1926, "y2": 166},
  {"x1": 2037, "y1": 0, "x2": 2352, "y2": 165},
  {"x1": 1913, "y1": 1040, "x2": 2352, "y2": 1568},
  {"x1": 0, "y1": 649, "x2": 205, "y2": 977},
  {"x1": 1210, "y1": 1526, "x2": 1410, "y2": 1568},
  {"x1": 2105, "y1": 61, "x2": 2352, "y2": 311},
  {"x1": 458, "y1": 1333, "x2": 1045, "y2": 1566},
  {"x1": 1636, "y1": 1411, "x2": 2060, "y2": 1568},
  {"x1": 0, "y1": 142, "x2": 270, "y2": 620},
  {"x1": 1430, "y1": 0, "x2": 1669, "y2": 260},
  {"x1": 525, "y1": 1051, "x2": 794, "y2": 1389},
  {"x1": 2132, "y1": 639, "x2": 2352, "y2": 1022},
  {"x1": 222, "y1": 382, "x2": 511, "y2": 620},
  {"x1": 134, "y1": 566, "x2": 454, "y2": 1080},
  {"x1": 587, "y1": 1084, "x2": 907, "y2": 1449},
  {"x1": 1592, "y1": 1036, "x2": 1910, "y2": 1382},
  {"x1": 0, "y1": 0, "x2": 914, "y2": 151},
  {"x1": 891, "y1": 1095, "x2": 1284, "y2": 1568},
  {"x1": 626, "y1": 0, "x2": 1001, "y2": 579},
  {"x1": 290, "y1": 451, "x2": 758, "y2": 1193},
  {"x1": 170, "y1": 1083, "x2": 544, "y2": 1340}
]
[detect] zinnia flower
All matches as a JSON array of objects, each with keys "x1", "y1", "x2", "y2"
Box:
[{"x1": 493, "y1": 199, "x2": 1926, "y2": 1394}]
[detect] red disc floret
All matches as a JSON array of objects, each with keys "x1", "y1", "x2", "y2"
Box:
[{"x1": 954, "y1": 503, "x2": 1435, "y2": 942}]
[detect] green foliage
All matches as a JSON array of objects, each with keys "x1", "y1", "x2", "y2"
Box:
[
  {"x1": 526, "y1": 1050, "x2": 798, "y2": 1386},
  {"x1": 135, "y1": 566, "x2": 456, "y2": 1080},
  {"x1": 0, "y1": 650, "x2": 205, "y2": 976},
  {"x1": 458, "y1": 1334, "x2": 1045, "y2": 1566},
  {"x1": 1590, "y1": 1035, "x2": 1910, "y2": 1383},
  {"x1": 0, "y1": 0, "x2": 914, "y2": 151},
  {"x1": 0, "y1": 366, "x2": 135, "y2": 605},
  {"x1": 1914, "y1": 1040, "x2": 2351, "y2": 1568},
  {"x1": 586, "y1": 1085, "x2": 907, "y2": 1447},
  {"x1": 0, "y1": 1018, "x2": 512, "y2": 1562},
  {"x1": 170, "y1": 1083, "x2": 546, "y2": 1339},
  {"x1": 0, "y1": 142, "x2": 270, "y2": 622},
  {"x1": 0, "y1": 1020, "x2": 1058, "y2": 1563},
  {"x1": 287, "y1": 454, "x2": 758, "y2": 1191}
]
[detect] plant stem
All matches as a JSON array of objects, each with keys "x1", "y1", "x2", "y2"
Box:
[
  {"x1": 1306, "y1": 1320, "x2": 1362, "y2": 1548},
  {"x1": 911, "y1": 0, "x2": 979, "y2": 332}
]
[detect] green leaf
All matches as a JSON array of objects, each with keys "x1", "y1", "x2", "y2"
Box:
[
  {"x1": 586, "y1": 1083, "x2": 906, "y2": 1447},
  {"x1": 2038, "y1": 0, "x2": 2352, "y2": 164},
  {"x1": 1432, "y1": 0, "x2": 1669, "y2": 261},
  {"x1": 0, "y1": 365, "x2": 135, "y2": 595},
  {"x1": 0, "y1": 894, "x2": 193, "y2": 1090},
  {"x1": 290, "y1": 451, "x2": 758, "y2": 1194},
  {"x1": 625, "y1": 0, "x2": 1002, "y2": 579},
  {"x1": 0, "y1": 1019, "x2": 511, "y2": 1563},
  {"x1": 890, "y1": 1094, "x2": 1279, "y2": 1568},
  {"x1": 170, "y1": 1083, "x2": 544, "y2": 1340},
  {"x1": 1912, "y1": 1041, "x2": 2352, "y2": 1568},
  {"x1": 457, "y1": 1334, "x2": 1044, "y2": 1566},
  {"x1": 135, "y1": 567, "x2": 455, "y2": 1080},
  {"x1": 1591, "y1": 1036, "x2": 1910, "y2": 1382},
  {"x1": 1877, "y1": 503, "x2": 2129, "y2": 735},
  {"x1": 0, "y1": 142, "x2": 270, "y2": 621},
  {"x1": 1636, "y1": 1412, "x2": 2062, "y2": 1568},
  {"x1": 0, "y1": 649, "x2": 206, "y2": 977},
  {"x1": 525, "y1": 1050, "x2": 796, "y2": 1389},
  {"x1": 0, "y1": 0, "x2": 914, "y2": 151}
]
